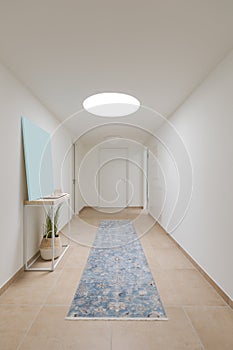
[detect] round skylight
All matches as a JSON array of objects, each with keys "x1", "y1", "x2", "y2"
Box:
[{"x1": 83, "y1": 92, "x2": 140, "y2": 117}]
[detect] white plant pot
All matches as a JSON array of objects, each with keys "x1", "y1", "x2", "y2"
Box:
[{"x1": 39, "y1": 236, "x2": 62, "y2": 260}]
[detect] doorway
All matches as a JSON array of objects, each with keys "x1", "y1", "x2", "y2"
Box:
[{"x1": 98, "y1": 148, "x2": 128, "y2": 208}]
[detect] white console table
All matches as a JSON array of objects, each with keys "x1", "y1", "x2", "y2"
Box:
[{"x1": 24, "y1": 194, "x2": 71, "y2": 271}]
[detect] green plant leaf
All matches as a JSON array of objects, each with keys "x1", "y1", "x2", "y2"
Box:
[{"x1": 43, "y1": 204, "x2": 62, "y2": 238}]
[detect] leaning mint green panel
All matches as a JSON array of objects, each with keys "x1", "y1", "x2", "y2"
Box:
[{"x1": 21, "y1": 117, "x2": 54, "y2": 200}]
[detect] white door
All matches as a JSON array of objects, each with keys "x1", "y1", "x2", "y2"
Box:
[{"x1": 98, "y1": 148, "x2": 128, "y2": 208}]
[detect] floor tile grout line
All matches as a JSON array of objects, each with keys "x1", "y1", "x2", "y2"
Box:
[
  {"x1": 145, "y1": 238, "x2": 227, "y2": 304},
  {"x1": 155, "y1": 228, "x2": 231, "y2": 307},
  {"x1": 0, "y1": 268, "x2": 63, "y2": 309},
  {"x1": 0, "y1": 303, "x2": 73, "y2": 307},
  {"x1": 16, "y1": 266, "x2": 65, "y2": 350},
  {"x1": 193, "y1": 270, "x2": 229, "y2": 306},
  {"x1": 156, "y1": 304, "x2": 230, "y2": 309},
  {"x1": 40, "y1": 270, "x2": 64, "y2": 301},
  {"x1": 182, "y1": 305, "x2": 231, "y2": 310},
  {"x1": 42, "y1": 251, "x2": 88, "y2": 313},
  {"x1": 16, "y1": 303, "x2": 44, "y2": 350},
  {"x1": 17, "y1": 267, "x2": 70, "y2": 350},
  {"x1": 0, "y1": 303, "x2": 61, "y2": 307},
  {"x1": 182, "y1": 306, "x2": 206, "y2": 350}
]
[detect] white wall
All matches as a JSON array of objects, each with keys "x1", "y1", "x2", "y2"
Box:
[
  {"x1": 0, "y1": 62, "x2": 73, "y2": 288},
  {"x1": 76, "y1": 139, "x2": 145, "y2": 208},
  {"x1": 74, "y1": 140, "x2": 87, "y2": 213},
  {"x1": 150, "y1": 50, "x2": 233, "y2": 300},
  {"x1": 147, "y1": 140, "x2": 167, "y2": 220}
]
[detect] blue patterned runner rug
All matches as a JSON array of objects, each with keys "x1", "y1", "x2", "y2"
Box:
[{"x1": 66, "y1": 220, "x2": 167, "y2": 320}]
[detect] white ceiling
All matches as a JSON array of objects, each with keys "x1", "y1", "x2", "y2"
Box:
[{"x1": 0, "y1": 0, "x2": 233, "y2": 145}]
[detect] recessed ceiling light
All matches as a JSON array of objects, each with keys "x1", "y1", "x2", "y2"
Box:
[{"x1": 83, "y1": 92, "x2": 140, "y2": 117}]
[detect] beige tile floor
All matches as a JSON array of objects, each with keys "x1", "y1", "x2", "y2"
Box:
[{"x1": 0, "y1": 208, "x2": 232, "y2": 350}]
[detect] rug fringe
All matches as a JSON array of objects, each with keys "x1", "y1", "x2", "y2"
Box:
[{"x1": 66, "y1": 316, "x2": 169, "y2": 321}]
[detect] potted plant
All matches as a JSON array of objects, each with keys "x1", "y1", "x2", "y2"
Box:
[{"x1": 40, "y1": 204, "x2": 62, "y2": 260}]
